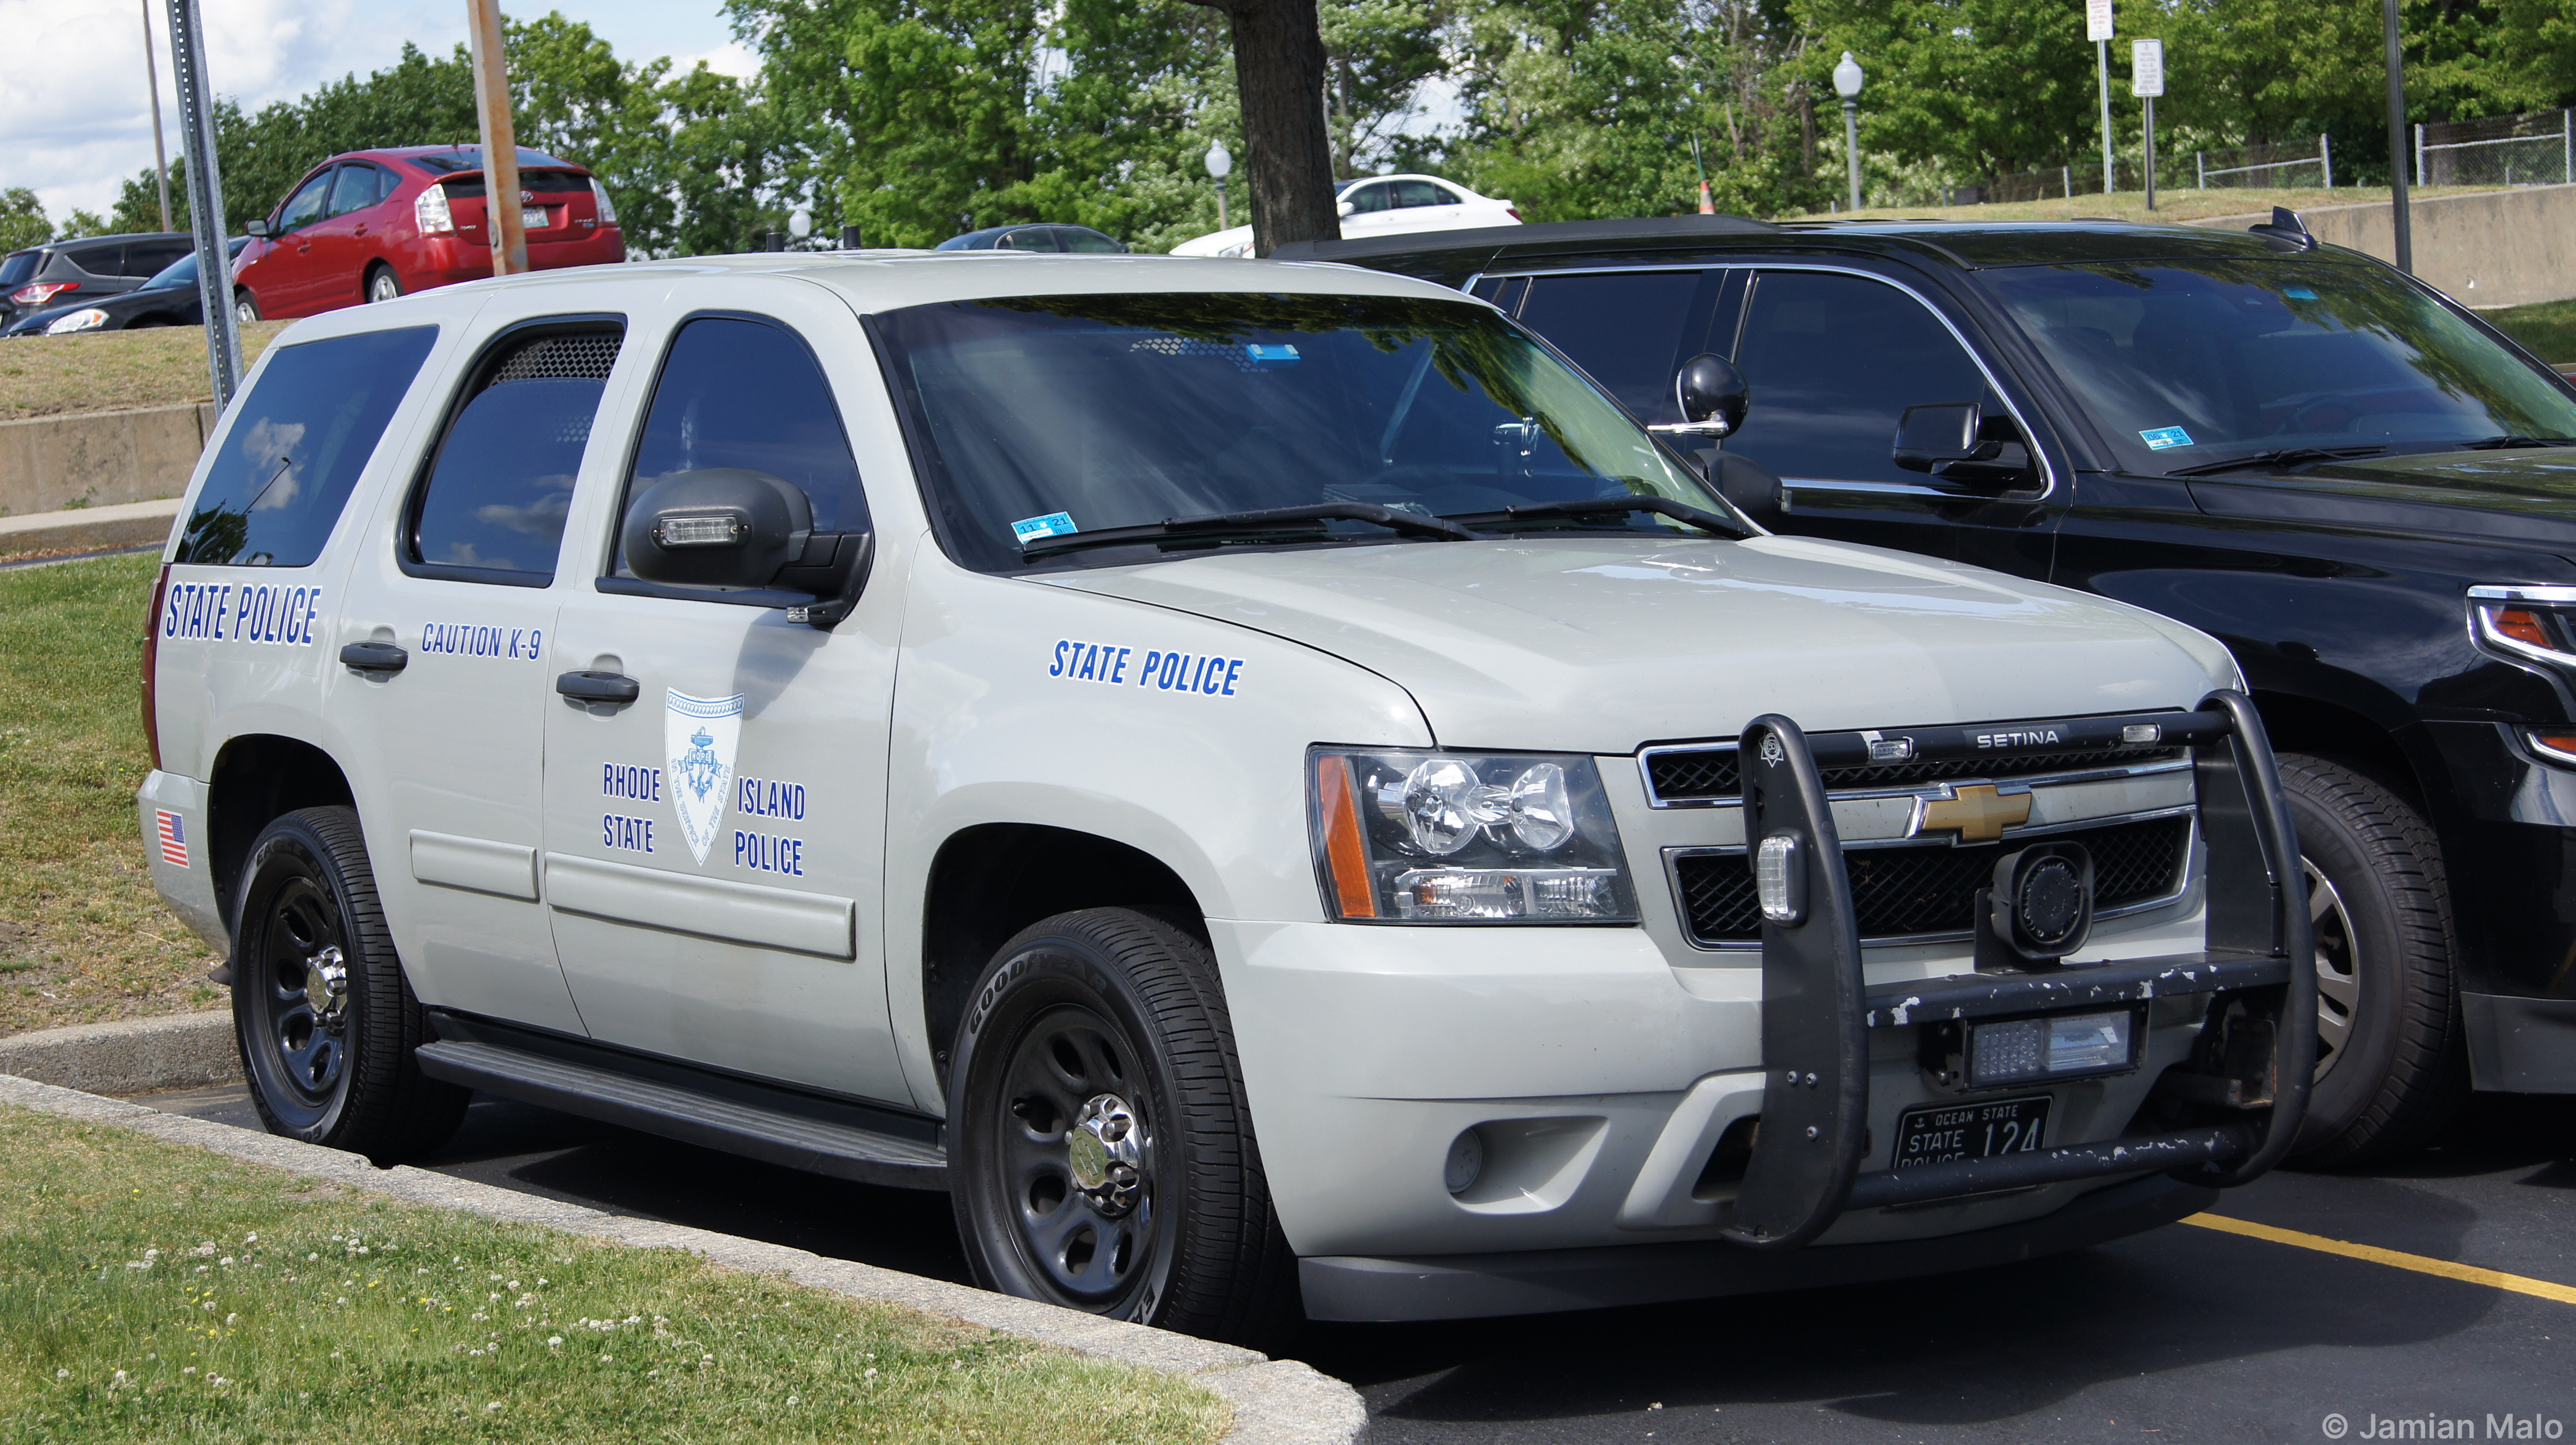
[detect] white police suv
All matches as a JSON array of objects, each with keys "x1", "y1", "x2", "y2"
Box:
[{"x1": 139, "y1": 250, "x2": 2314, "y2": 1340}]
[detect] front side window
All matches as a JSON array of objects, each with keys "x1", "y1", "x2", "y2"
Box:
[
  {"x1": 1983, "y1": 258, "x2": 2576, "y2": 476},
  {"x1": 407, "y1": 327, "x2": 623, "y2": 582},
  {"x1": 875, "y1": 291, "x2": 1723, "y2": 572},
  {"x1": 176, "y1": 326, "x2": 439, "y2": 567},
  {"x1": 1725, "y1": 270, "x2": 1999, "y2": 489},
  {"x1": 615, "y1": 315, "x2": 864, "y2": 572},
  {"x1": 1517, "y1": 271, "x2": 1708, "y2": 423},
  {"x1": 1345, "y1": 183, "x2": 1392, "y2": 214},
  {"x1": 276, "y1": 172, "x2": 333, "y2": 234}
]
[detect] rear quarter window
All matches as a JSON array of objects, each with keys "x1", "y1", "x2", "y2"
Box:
[
  {"x1": 0, "y1": 251, "x2": 42, "y2": 287},
  {"x1": 176, "y1": 326, "x2": 439, "y2": 567}
]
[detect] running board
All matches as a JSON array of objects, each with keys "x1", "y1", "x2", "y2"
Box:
[{"x1": 414, "y1": 1032, "x2": 947, "y2": 1191}]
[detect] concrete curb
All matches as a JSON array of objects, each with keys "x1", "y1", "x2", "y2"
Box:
[
  {"x1": 0, "y1": 495, "x2": 179, "y2": 556},
  {"x1": 0, "y1": 1009, "x2": 236, "y2": 1094},
  {"x1": 0, "y1": 1070, "x2": 1368, "y2": 1444}
]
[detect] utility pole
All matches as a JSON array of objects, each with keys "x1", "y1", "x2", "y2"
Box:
[
  {"x1": 465, "y1": 0, "x2": 527, "y2": 277},
  {"x1": 2384, "y1": 0, "x2": 2412, "y2": 273},
  {"x1": 164, "y1": 0, "x2": 240, "y2": 407},
  {"x1": 2089, "y1": 0, "x2": 2114, "y2": 192},
  {"x1": 140, "y1": 0, "x2": 172, "y2": 232}
]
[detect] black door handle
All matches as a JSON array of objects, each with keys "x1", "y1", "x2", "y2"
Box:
[
  {"x1": 339, "y1": 641, "x2": 407, "y2": 674},
  {"x1": 556, "y1": 670, "x2": 640, "y2": 705}
]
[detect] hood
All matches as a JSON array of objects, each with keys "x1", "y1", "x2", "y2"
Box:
[
  {"x1": 1039, "y1": 536, "x2": 2233, "y2": 754},
  {"x1": 2192, "y1": 449, "x2": 2576, "y2": 554}
]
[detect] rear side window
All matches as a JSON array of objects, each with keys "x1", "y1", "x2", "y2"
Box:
[
  {"x1": 622, "y1": 316, "x2": 864, "y2": 541},
  {"x1": 121, "y1": 241, "x2": 191, "y2": 277},
  {"x1": 326, "y1": 165, "x2": 381, "y2": 217},
  {"x1": 176, "y1": 326, "x2": 439, "y2": 567},
  {"x1": 405, "y1": 325, "x2": 624, "y2": 585},
  {"x1": 1518, "y1": 271, "x2": 1708, "y2": 422}
]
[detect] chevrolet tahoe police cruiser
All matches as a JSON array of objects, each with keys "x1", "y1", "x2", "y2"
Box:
[{"x1": 139, "y1": 251, "x2": 2312, "y2": 1340}]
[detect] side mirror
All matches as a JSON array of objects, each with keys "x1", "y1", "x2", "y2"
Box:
[
  {"x1": 244, "y1": 218, "x2": 272, "y2": 239},
  {"x1": 1337, "y1": 200, "x2": 1355, "y2": 218},
  {"x1": 622, "y1": 468, "x2": 874, "y2": 628},
  {"x1": 1893, "y1": 402, "x2": 1997, "y2": 473},
  {"x1": 1649, "y1": 353, "x2": 1750, "y2": 439}
]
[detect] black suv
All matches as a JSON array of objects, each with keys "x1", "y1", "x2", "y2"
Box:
[
  {"x1": 0, "y1": 232, "x2": 196, "y2": 329},
  {"x1": 1283, "y1": 211, "x2": 2576, "y2": 1165}
]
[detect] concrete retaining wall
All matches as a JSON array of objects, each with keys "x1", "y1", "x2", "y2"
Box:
[
  {"x1": 2192, "y1": 184, "x2": 2576, "y2": 308},
  {"x1": 0, "y1": 401, "x2": 214, "y2": 518}
]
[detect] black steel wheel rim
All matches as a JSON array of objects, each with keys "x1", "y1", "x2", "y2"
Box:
[
  {"x1": 255, "y1": 869, "x2": 352, "y2": 1116},
  {"x1": 992, "y1": 1002, "x2": 1164, "y2": 1311}
]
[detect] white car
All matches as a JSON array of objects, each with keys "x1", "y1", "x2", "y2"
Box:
[
  {"x1": 140, "y1": 250, "x2": 2313, "y2": 1342},
  {"x1": 1169, "y1": 173, "x2": 1519, "y2": 257}
]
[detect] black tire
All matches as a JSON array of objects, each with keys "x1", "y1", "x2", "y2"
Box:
[
  {"x1": 948, "y1": 908, "x2": 1299, "y2": 1345},
  {"x1": 2279, "y1": 756, "x2": 2469, "y2": 1167},
  {"x1": 233, "y1": 289, "x2": 260, "y2": 324},
  {"x1": 231, "y1": 806, "x2": 466, "y2": 1162},
  {"x1": 365, "y1": 265, "x2": 402, "y2": 303}
]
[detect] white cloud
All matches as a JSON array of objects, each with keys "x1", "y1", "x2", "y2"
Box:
[
  {"x1": 0, "y1": 0, "x2": 739, "y2": 227},
  {"x1": 670, "y1": 39, "x2": 758, "y2": 80}
]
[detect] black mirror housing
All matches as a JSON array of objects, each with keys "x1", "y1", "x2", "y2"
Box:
[
  {"x1": 1893, "y1": 402, "x2": 1999, "y2": 473},
  {"x1": 1676, "y1": 353, "x2": 1750, "y2": 435},
  {"x1": 621, "y1": 468, "x2": 874, "y2": 629}
]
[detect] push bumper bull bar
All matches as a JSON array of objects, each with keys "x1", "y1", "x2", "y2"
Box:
[{"x1": 1725, "y1": 689, "x2": 2316, "y2": 1246}]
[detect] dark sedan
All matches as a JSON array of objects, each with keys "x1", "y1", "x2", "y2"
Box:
[{"x1": 4, "y1": 238, "x2": 249, "y2": 338}]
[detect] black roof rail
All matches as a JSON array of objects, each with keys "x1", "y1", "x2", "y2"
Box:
[{"x1": 1272, "y1": 213, "x2": 1777, "y2": 265}]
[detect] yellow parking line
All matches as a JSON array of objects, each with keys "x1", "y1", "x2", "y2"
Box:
[{"x1": 2185, "y1": 1212, "x2": 2576, "y2": 1305}]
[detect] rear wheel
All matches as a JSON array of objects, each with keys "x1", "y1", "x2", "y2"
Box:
[
  {"x1": 2280, "y1": 755, "x2": 2469, "y2": 1167},
  {"x1": 365, "y1": 265, "x2": 402, "y2": 303},
  {"x1": 233, "y1": 289, "x2": 260, "y2": 324},
  {"x1": 231, "y1": 807, "x2": 465, "y2": 1162},
  {"x1": 948, "y1": 908, "x2": 1298, "y2": 1345}
]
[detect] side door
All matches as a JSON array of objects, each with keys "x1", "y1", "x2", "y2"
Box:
[
  {"x1": 539, "y1": 282, "x2": 908, "y2": 1105},
  {"x1": 1719, "y1": 266, "x2": 2060, "y2": 578},
  {"x1": 330, "y1": 306, "x2": 632, "y2": 1036},
  {"x1": 254, "y1": 169, "x2": 339, "y2": 317},
  {"x1": 1392, "y1": 178, "x2": 1466, "y2": 231},
  {"x1": 298, "y1": 164, "x2": 384, "y2": 313}
]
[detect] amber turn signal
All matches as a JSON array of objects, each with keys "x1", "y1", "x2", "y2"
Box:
[{"x1": 2495, "y1": 608, "x2": 2554, "y2": 650}]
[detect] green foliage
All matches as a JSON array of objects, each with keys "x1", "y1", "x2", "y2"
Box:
[
  {"x1": 58, "y1": 209, "x2": 111, "y2": 241},
  {"x1": 0, "y1": 189, "x2": 51, "y2": 252},
  {"x1": 111, "y1": 165, "x2": 185, "y2": 235}
]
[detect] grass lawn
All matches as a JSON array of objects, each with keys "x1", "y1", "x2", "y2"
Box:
[
  {"x1": 0, "y1": 322, "x2": 286, "y2": 422},
  {"x1": 2479, "y1": 297, "x2": 2576, "y2": 365},
  {"x1": 0, "y1": 1105, "x2": 1226, "y2": 1444},
  {"x1": 1812, "y1": 183, "x2": 2504, "y2": 226},
  {"x1": 0, "y1": 553, "x2": 220, "y2": 1037}
]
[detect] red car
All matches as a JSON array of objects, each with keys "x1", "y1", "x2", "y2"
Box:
[{"x1": 231, "y1": 145, "x2": 624, "y2": 322}]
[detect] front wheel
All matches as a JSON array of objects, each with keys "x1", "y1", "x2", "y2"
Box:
[
  {"x1": 231, "y1": 806, "x2": 466, "y2": 1162},
  {"x1": 948, "y1": 908, "x2": 1298, "y2": 1345},
  {"x1": 2280, "y1": 756, "x2": 2469, "y2": 1167}
]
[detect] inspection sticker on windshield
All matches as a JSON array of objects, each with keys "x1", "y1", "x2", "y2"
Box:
[
  {"x1": 1011, "y1": 511, "x2": 1078, "y2": 543},
  {"x1": 1243, "y1": 343, "x2": 1300, "y2": 370},
  {"x1": 2139, "y1": 426, "x2": 2195, "y2": 450}
]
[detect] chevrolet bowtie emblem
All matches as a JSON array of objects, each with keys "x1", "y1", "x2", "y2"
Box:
[{"x1": 1916, "y1": 784, "x2": 2031, "y2": 843}]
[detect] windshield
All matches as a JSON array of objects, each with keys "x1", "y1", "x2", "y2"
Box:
[
  {"x1": 874, "y1": 292, "x2": 1723, "y2": 570},
  {"x1": 142, "y1": 238, "x2": 248, "y2": 291},
  {"x1": 1985, "y1": 258, "x2": 2576, "y2": 475}
]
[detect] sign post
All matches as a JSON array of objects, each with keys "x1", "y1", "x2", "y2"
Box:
[
  {"x1": 164, "y1": 0, "x2": 240, "y2": 409},
  {"x1": 2088, "y1": 0, "x2": 2115, "y2": 194},
  {"x1": 2133, "y1": 38, "x2": 2165, "y2": 211},
  {"x1": 465, "y1": 0, "x2": 526, "y2": 277}
]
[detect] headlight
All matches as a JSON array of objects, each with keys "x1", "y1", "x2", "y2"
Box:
[
  {"x1": 44, "y1": 308, "x2": 109, "y2": 335},
  {"x1": 415, "y1": 182, "x2": 455, "y2": 234},
  {"x1": 1309, "y1": 748, "x2": 1636, "y2": 922},
  {"x1": 589, "y1": 176, "x2": 619, "y2": 228}
]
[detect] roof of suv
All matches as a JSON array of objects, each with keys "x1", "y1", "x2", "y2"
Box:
[{"x1": 1271, "y1": 213, "x2": 2329, "y2": 282}]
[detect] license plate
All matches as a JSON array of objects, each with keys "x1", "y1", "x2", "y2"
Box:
[
  {"x1": 1891, "y1": 1096, "x2": 2051, "y2": 1170},
  {"x1": 522, "y1": 205, "x2": 549, "y2": 231}
]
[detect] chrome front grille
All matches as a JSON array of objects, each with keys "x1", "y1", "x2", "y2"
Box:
[{"x1": 1669, "y1": 813, "x2": 2193, "y2": 947}]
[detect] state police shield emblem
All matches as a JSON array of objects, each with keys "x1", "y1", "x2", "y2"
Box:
[{"x1": 665, "y1": 690, "x2": 744, "y2": 864}]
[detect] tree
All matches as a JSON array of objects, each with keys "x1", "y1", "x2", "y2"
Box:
[
  {"x1": 1322, "y1": 0, "x2": 1448, "y2": 176},
  {"x1": 0, "y1": 189, "x2": 52, "y2": 252},
  {"x1": 1176, "y1": 0, "x2": 1344, "y2": 252},
  {"x1": 1443, "y1": 0, "x2": 1706, "y2": 220},
  {"x1": 60, "y1": 209, "x2": 111, "y2": 240}
]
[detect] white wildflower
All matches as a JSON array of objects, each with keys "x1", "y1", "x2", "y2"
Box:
[
  {"x1": 56, "y1": 1369, "x2": 68, "y2": 1379},
  {"x1": 548, "y1": 1336, "x2": 563, "y2": 1347},
  {"x1": 224, "y1": 1313, "x2": 237, "y2": 1326}
]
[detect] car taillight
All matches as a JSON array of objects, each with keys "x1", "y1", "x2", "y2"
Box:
[
  {"x1": 142, "y1": 563, "x2": 169, "y2": 770},
  {"x1": 589, "y1": 176, "x2": 619, "y2": 228},
  {"x1": 416, "y1": 182, "x2": 456, "y2": 234},
  {"x1": 1506, "y1": 207, "x2": 1521, "y2": 220},
  {"x1": 10, "y1": 281, "x2": 76, "y2": 306}
]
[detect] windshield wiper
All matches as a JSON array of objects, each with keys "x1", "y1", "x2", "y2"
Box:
[
  {"x1": 1019, "y1": 501, "x2": 1480, "y2": 559},
  {"x1": 2455, "y1": 435, "x2": 2576, "y2": 450},
  {"x1": 2165, "y1": 444, "x2": 2386, "y2": 477},
  {"x1": 1439, "y1": 495, "x2": 1751, "y2": 538}
]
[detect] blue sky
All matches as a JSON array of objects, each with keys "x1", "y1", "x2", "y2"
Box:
[{"x1": 0, "y1": 0, "x2": 751, "y2": 224}]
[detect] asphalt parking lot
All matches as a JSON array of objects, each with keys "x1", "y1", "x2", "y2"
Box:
[{"x1": 139, "y1": 1084, "x2": 2572, "y2": 1442}]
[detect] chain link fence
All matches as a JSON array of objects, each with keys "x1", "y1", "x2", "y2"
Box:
[{"x1": 2417, "y1": 109, "x2": 2573, "y2": 188}]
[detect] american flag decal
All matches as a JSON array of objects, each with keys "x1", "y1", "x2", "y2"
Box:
[{"x1": 155, "y1": 811, "x2": 189, "y2": 868}]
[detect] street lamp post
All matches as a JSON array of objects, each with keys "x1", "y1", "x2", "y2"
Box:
[
  {"x1": 1206, "y1": 141, "x2": 1232, "y2": 231},
  {"x1": 1833, "y1": 52, "x2": 1864, "y2": 213}
]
